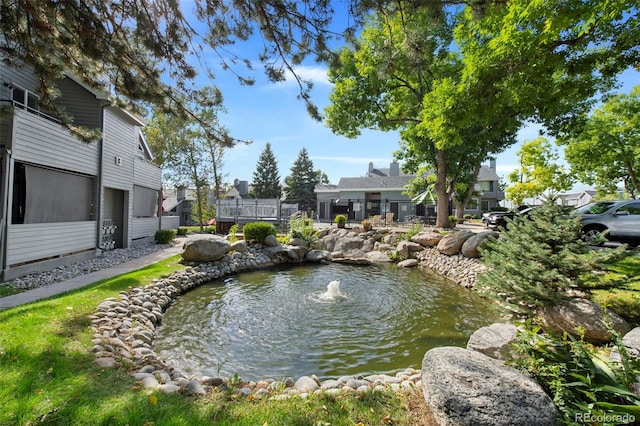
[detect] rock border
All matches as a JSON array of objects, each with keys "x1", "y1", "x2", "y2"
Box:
[{"x1": 89, "y1": 228, "x2": 494, "y2": 398}]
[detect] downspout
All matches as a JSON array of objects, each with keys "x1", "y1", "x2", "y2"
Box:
[{"x1": 95, "y1": 101, "x2": 108, "y2": 253}]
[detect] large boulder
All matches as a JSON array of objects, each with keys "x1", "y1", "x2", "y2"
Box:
[
  {"x1": 317, "y1": 233, "x2": 339, "y2": 252},
  {"x1": 466, "y1": 323, "x2": 519, "y2": 361},
  {"x1": 436, "y1": 231, "x2": 474, "y2": 255},
  {"x1": 460, "y1": 231, "x2": 498, "y2": 258},
  {"x1": 181, "y1": 235, "x2": 230, "y2": 262},
  {"x1": 539, "y1": 298, "x2": 631, "y2": 344},
  {"x1": 411, "y1": 231, "x2": 443, "y2": 247},
  {"x1": 334, "y1": 236, "x2": 365, "y2": 253},
  {"x1": 422, "y1": 346, "x2": 558, "y2": 426}
]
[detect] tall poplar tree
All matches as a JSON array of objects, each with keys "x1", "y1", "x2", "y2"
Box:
[
  {"x1": 284, "y1": 148, "x2": 317, "y2": 212},
  {"x1": 251, "y1": 143, "x2": 282, "y2": 199}
]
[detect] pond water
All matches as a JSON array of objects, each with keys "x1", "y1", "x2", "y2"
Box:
[{"x1": 154, "y1": 263, "x2": 501, "y2": 381}]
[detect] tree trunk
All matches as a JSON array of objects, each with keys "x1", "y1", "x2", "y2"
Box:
[{"x1": 435, "y1": 150, "x2": 451, "y2": 228}]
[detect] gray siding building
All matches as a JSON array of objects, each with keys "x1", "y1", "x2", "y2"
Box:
[
  {"x1": 0, "y1": 59, "x2": 163, "y2": 281},
  {"x1": 315, "y1": 161, "x2": 504, "y2": 224}
]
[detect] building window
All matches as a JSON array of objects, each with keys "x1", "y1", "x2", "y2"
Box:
[
  {"x1": 11, "y1": 85, "x2": 40, "y2": 113},
  {"x1": 478, "y1": 181, "x2": 494, "y2": 192},
  {"x1": 481, "y1": 200, "x2": 490, "y2": 211},
  {"x1": 133, "y1": 185, "x2": 159, "y2": 218},
  {"x1": 465, "y1": 198, "x2": 479, "y2": 211},
  {"x1": 12, "y1": 162, "x2": 95, "y2": 224}
]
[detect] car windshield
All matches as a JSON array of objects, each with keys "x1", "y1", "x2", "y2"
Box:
[{"x1": 575, "y1": 202, "x2": 617, "y2": 215}]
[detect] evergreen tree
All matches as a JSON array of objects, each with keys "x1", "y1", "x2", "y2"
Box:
[
  {"x1": 251, "y1": 143, "x2": 282, "y2": 199},
  {"x1": 477, "y1": 199, "x2": 628, "y2": 316},
  {"x1": 284, "y1": 148, "x2": 317, "y2": 212}
]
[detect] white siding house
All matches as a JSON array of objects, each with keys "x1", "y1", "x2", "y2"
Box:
[{"x1": 0, "y1": 60, "x2": 163, "y2": 281}]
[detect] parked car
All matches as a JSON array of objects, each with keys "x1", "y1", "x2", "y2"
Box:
[
  {"x1": 576, "y1": 200, "x2": 640, "y2": 246},
  {"x1": 483, "y1": 205, "x2": 537, "y2": 229}
]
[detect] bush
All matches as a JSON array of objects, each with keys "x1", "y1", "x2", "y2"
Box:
[
  {"x1": 478, "y1": 199, "x2": 628, "y2": 316},
  {"x1": 176, "y1": 227, "x2": 188, "y2": 236},
  {"x1": 243, "y1": 221, "x2": 277, "y2": 242},
  {"x1": 463, "y1": 214, "x2": 476, "y2": 220},
  {"x1": 155, "y1": 229, "x2": 176, "y2": 244},
  {"x1": 334, "y1": 214, "x2": 347, "y2": 225},
  {"x1": 448, "y1": 215, "x2": 457, "y2": 225},
  {"x1": 361, "y1": 219, "x2": 372, "y2": 231}
]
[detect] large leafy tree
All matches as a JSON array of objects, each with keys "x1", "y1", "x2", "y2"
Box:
[
  {"x1": 284, "y1": 148, "x2": 317, "y2": 212},
  {"x1": 326, "y1": 5, "x2": 518, "y2": 227},
  {"x1": 561, "y1": 86, "x2": 640, "y2": 198},
  {"x1": 251, "y1": 142, "x2": 282, "y2": 199},
  {"x1": 506, "y1": 138, "x2": 574, "y2": 206}
]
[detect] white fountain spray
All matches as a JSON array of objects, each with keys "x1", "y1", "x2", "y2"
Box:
[{"x1": 320, "y1": 280, "x2": 343, "y2": 300}]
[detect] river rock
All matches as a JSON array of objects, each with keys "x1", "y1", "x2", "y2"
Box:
[
  {"x1": 466, "y1": 323, "x2": 518, "y2": 360},
  {"x1": 306, "y1": 249, "x2": 331, "y2": 262},
  {"x1": 294, "y1": 376, "x2": 319, "y2": 392},
  {"x1": 421, "y1": 346, "x2": 558, "y2": 426},
  {"x1": 397, "y1": 259, "x2": 419, "y2": 268},
  {"x1": 264, "y1": 234, "x2": 279, "y2": 247},
  {"x1": 182, "y1": 235, "x2": 230, "y2": 262},
  {"x1": 367, "y1": 251, "x2": 393, "y2": 262},
  {"x1": 229, "y1": 240, "x2": 248, "y2": 253},
  {"x1": 460, "y1": 231, "x2": 498, "y2": 258},
  {"x1": 411, "y1": 232, "x2": 443, "y2": 247},
  {"x1": 436, "y1": 231, "x2": 474, "y2": 255},
  {"x1": 539, "y1": 298, "x2": 630, "y2": 344}
]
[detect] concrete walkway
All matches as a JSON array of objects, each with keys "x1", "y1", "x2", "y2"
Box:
[{"x1": 0, "y1": 243, "x2": 184, "y2": 310}]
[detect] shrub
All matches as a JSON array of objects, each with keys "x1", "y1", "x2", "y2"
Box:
[
  {"x1": 227, "y1": 224, "x2": 239, "y2": 243},
  {"x1": 334, "y1": 214, "x2": 347, "y2": 225},
  {"x1": 155, "y1": 229, "x2": 176, "y2": 244},
  {"x1": 243, "y1": 221, "x2": 277, "y2": 242},
  {"x1": 463, "y1": 214, "x2": 475, "y2": 220},
  {"x1": 478, "y1": 199, "x2": 628, "y2": 316},
  {"x1": 176, "y1": 227, "x2": 188, "y2": 236},
  {"x1": 448, "y1": 215, "x2": 457, "y2": 225},
  {"x1": 361, "y1": 219, "x2": 372, "y2": 231}
]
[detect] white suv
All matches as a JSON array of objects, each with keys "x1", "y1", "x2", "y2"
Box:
[{"x1": 576, "y1": 200, "x2": 640, "y2": 246}]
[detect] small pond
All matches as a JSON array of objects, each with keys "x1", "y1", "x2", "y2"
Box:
[{"x1": 154, "y1": 263, "x2": 501, "y2": 381}]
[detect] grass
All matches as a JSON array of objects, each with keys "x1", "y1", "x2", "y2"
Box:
[
  {"x1": 590, "y1": 253, "x2": 640, "y2": 326},
  {"x1": 0, "y1": 254, "x2": 433, "y2": 426}
]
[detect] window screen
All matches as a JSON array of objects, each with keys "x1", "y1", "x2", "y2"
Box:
[
  {"x1": 133, "y1": 185, "x2": 158, "y2": 217},
  {"x1": 12, "y1": 162, "x2": 94, "y2": 224}
]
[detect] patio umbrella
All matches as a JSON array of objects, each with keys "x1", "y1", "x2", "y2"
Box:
[{"x1": 411, "y1": 189, "x2": 436, "y2": 205}]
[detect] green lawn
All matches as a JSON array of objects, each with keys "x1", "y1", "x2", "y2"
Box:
[
  {"x1": 591, "y1": 253, "x2": 640, "y2": 326},
  {"x1": 0, "y1": 255, "x2": 429, "y2": 426}
]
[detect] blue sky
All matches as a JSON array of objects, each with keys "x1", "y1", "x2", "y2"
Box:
[{"x1": 185, "y1": 6, "x2": 639, "y2": 190}]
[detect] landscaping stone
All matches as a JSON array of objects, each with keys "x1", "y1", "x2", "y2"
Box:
[
  {"x1": 229, "y1": 240, "x2": 248, "y2": 253},
  {"x1": 460, "y1": 231, "x2": 498, "y2": 258},
  {"x1": 421, "y1": 346, "x2": 558, "y2": 426},
  {"x1": 294, "y1": 376, "x2": 319, "y2": 392},
  {"x1": 539, "y1": 298, "x2": 631, "y2": 344},
  {"x1": 264, "y1": 234, "x2": 279, "y2": 247},
  {"x1": 410, "y1": 231, "x2": 443, "y2": 247},
  {"x1": 466, "y1": 322, "x2": 519, "y2": 361},
  {"x1": 397, "y1": 259, "x2": 419, "y2": 268},
  {"x1": 396, "y1": 241, "x2": 423, "y2": 259},
  {"x1": 436, "y1": 230, "x2": 474, "y2": 255},
  {"x1": 306, "y1": 249, "x2": 331, "y2": 262},
  {"x1": 181, "y1": 235, "x2": 230, "y2": 262},
  {"x1": 366, "y1": 251, "x2": 393, "y2": 262}
]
